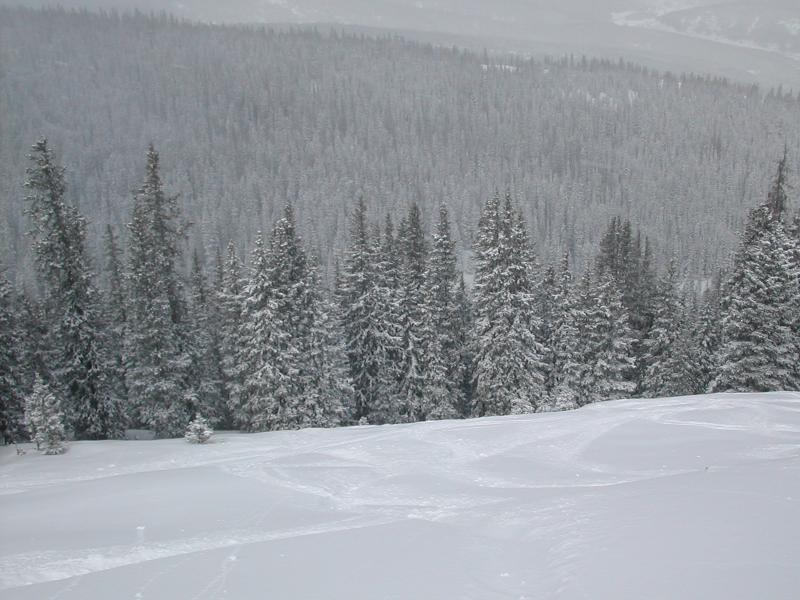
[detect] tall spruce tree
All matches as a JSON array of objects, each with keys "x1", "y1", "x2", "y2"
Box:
[
  {"x1": 234, "y1": 207, "x2": 345, "y2": 431},
  {"x1": 397, "y1": 203, "x2": 428, "y2": 421},
  {"x1": 578, "y1": 272, "x2": 636, "y2": 405},
  {"x1": 125, "y1": 145, "x2": 193, "y2": 437},
  {"x1": 188, "y1": 251, "x2": 227, "y2": 426},
  {"x1": 219, "y1": 241, "x2": 245, "y2": 424},
  {"x1": 265, "y1": 205, "x2": 337, "y2": 429},
  {"x1": 641, "y1": 261, "x2": 695, "y2": 397},
  {"x1": 472, "y1": 193, "x2": 548, "y2": 416},
  {"x1": 712, "y1": 157, "x2": 799, "y2": 392},
  {"x1": 0, "y1": 269, "x2": 24, "y2": 442},
  {"x1": 339, "y1": 199, "x2": 400, "y2": 424},
  {"x1": 103, "y1": 225, "x2": 128, "y2": 415},
  {"x1": 548, "y1": 254, "x2": 583, "y2": 411},
  {"x1": 420, "y1": 205, "x2": 463, "y2": 420},
  {"x1": 234, "y1": 232, "x2": 282, "y2": 431},
  {"x1": 454, "y1": 274, "x2": 475, "y2": 417},
  {"x1": 788, "y1": 212, "x2": 800, "y2": 385},
  {"x1": 24, "y1": 139, "x2": 120, "y2": 439}
]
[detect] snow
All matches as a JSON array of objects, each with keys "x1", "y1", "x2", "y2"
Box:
[{"x1": 1, "y1": 392, "x2": 799, "y2": 599}]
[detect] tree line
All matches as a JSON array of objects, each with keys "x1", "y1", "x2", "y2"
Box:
[{"x1": 0, "y1": 142, "x2": 798, "y2": 443}]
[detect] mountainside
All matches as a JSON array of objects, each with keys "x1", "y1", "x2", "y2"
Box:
[
  {"x1": 2, "y1": 392, "x2": 799, "y2": 599},
  {"x1": 1, "y1": 9, "x2": 798, "y2": 286},
  {"x1": 615, "y1": 0, "x2": 800, "y2": 60},
  {"x1": 2, "y1": 0, "x2": 798, "y2": 89}
]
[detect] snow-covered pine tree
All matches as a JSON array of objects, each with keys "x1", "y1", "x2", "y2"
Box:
[
  {"x1": 125, "y1": 145, "x2": 193, "y2": 437},
  {"x1": 24, "y1": 375, "x2": 67, "y2": 454},
  {"x1": 0, "y1": 269, "x2": 24, "y2": 442},
  {"x1": 397, "y1": 203, "x2": 428, "y2": 421},
  {"x1": 420, "y1": 205, "x2": 463, "y2": 420},
  {"x1": 539, "y1": 264, "x2": 558, "y2": 392},
  {"x1": 712, "y1": 156, "x2": 799, "y2": 392},
  {"x1": 596, "y1": 217, "x2": 657, "y2": 393},
  {"x1": 24, "y1": 139, "x2": 121, "y2": 440},
  {"x1": 298, "y1": 289, "x2": 349, "y2": 429},
  {"x1": 640, "y1": 260, "x2": 695, "y2": 397},
  {"x1": 339, "y1": 199, "x2": 400, "y2": 424},
  {"x1": 579, "y1": 272, "x2": 636, "y2": 405},
  {"x1": 218, "y1": 241, "x2": 245, "y2": 425},
  {"x1": 788, "y1": 212, "x2": 800, "y2": 385},
  {"x1": 234, "y1": 232, "x2": 283, "y2": 431},
  {"x1": 266, "y1": 205, "x2": 330, "y2": 429},
  {"x1": 185, "y1": 413, "x2": 213, "y2": 444},
  {"x1": 684, "y1": 273, "x2": 724, "y2": 394},
  {"x1": 472, "y1": 193, "x2": 548, "y2": 416},
  {"x1": 453, "y1": 274, "x2": 476, "y2": 417},
  {"x1": 188, "y1": 251, "x2": 227, "y2": 427},
  {"x1": 102, "y1": 225, "x2": 128, "y2": 417},
  {"x1": 547, "y1": 253, "x2": 583, "y2": 411},
  {"x1": 367, "y1": 220, "x2": 405, "y2": 423},
  {"x1": 14, "y1": 295, "x2": 49, "y2": 397}
]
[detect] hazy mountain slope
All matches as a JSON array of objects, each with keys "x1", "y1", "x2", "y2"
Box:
[
  {"x1": 2, "y1": 392, "x2": 799, "y2": 599},
  {"x1": 615, "y1": 0, "x2": 800, "y2": 60},
  {"x1": 2, "y1": 0, "x2": 798, "y2": 89},
  {"x1": 2, "y1": 9, "x2": 798, "y2": 286}
]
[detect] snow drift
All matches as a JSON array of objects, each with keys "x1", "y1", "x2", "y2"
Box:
[{"x1": 1, "y1": 392, "x2": 799, "y2": 599}]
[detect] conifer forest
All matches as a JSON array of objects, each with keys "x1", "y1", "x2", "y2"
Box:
[{"x1": 0, "y1": 8, "x2": 799, "y2": 443}]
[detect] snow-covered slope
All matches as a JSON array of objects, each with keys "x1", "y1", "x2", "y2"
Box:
[{"x1": 1, "y1": 393, "x2": 799, "y2": 599}]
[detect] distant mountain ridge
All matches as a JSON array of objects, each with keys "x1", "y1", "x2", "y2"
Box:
[
  {"x1": 614, "y1": 0, "x2": 800, "y2": 62},
  {"x1": 1, "y1": 0, "x2": 799, "y2": 89}
]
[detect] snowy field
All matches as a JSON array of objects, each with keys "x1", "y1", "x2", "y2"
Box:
[{"x1": 1, "y1": 393, "x2": 799, "y2": 599}]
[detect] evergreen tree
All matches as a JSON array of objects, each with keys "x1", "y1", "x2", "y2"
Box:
[
  {"x1": 339, "y1": 199, "x2": 400, "y2": 424},
  {"x1": 185, "y1": 413, "x2": 213, "y2": 444},
  {"x1": 578, "y1": 272, "x2": 636, "y2": 405},
  {"x1": 234, "y1": 206, "x2": 343, "y2": 431},
  {"x1": 712, "y1": 158, "x2": 799, "y2": 392},
  {"x1": 641, "y1": 261, "x2": 695, "y2": 397},
  {"x1": 15, "y1": 295, "x2": 49, "y2": 395},
  {"x1": 188, "y1": 251, "x2": 227, "y2": 426},
  {"x1": 298, "y1": 290, "x2": 349, "y2": 429},
  {"x1": 453, "y1": 274, "x2": 476, "y2": 417},
  {"x1": 218, "y1": 241, "x2": 245, "y2": 424},
  {"x1": 103, "y1": 225, "x2": 128, "y2": 416},
  {"x1": 24, "y1": 375, "x2": 67, "y2": 454},
  {"x1": 24, "y1": 139, "x2": 120, "y2": 439},
  {"x1": 234, "y1": 232, "x2": 283, "y2": 431},
  {"x1": 397, "y1": 203, "x2": 428, "y2": 421},
  {"x1": 539, "y1": 264, "x2": 558, "y2": 392},
  {"x1": 472, "y1": 193, "x2": 548, "y2": 416},
  {"x1": 125, "y1": 145, "x2": 193, "y2": 437},
  {"x1": 547, "y1": 254, "x2": 583, "y2": 411},
  {"x1": 788, "y1": 212, "x2": 800, "y2": 385},
  {"x1": 421, "y1": 205, "x2": 463, "y2": 420},
  {"x1": 267, "y1": 206, "x2": 337, "y2": 429},
  {"x1": 0, "y1": 270, "x2": 24, "y2": 442},
  {"x1": 596, "y1": 217, "x2": 656, "y2": 393}
]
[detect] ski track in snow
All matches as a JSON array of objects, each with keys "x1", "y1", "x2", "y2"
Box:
[{"x1": 1, "y1": 392, "x2": 799, "y2": 599}]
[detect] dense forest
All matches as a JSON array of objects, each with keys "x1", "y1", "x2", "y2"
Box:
[
  {"x1": 1, "y1": 7, "x2": 799, "y2": 290},
  {"x1": 0, "y1": 139, "x2": 797, "y2": 443}
]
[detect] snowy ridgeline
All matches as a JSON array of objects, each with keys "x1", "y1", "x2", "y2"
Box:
[{"x1": 1, "y1": 392, "x2": 798, "y2": 600}]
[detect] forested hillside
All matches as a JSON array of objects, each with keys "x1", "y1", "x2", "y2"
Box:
[{"x1": 1, "y1": 7, "x2": 798, "y2": 287}]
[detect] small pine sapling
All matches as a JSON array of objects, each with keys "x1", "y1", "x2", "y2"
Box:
[
  {"x1": 24, "y1": 376, "x2": 67, "y2": 455},
  {"x1": 185, "y1": 414, "x2": 213, "y2": 444}
]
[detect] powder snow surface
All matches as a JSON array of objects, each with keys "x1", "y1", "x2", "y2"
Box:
[{"x1": 1, "y1": 393, "x2": 799, "y2": 599}]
